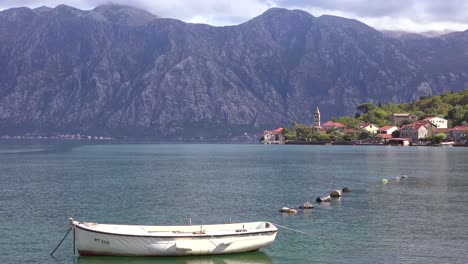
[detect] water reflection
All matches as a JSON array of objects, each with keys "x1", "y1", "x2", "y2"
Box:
[{"x1": 74, "y1": 251, "x2": 272, "y2": 264}]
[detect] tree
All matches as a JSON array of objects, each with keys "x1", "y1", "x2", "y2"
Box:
[
  {"x1": 318, "y1": 134, "x2": 331, "y2": 141},
  {"x1": 431, "y1": 133, "x2": 446, "y2": 145},
  {"x1": 358, "y1": 131, "x2": 374, "y2": 140},
  {"x1": 356, "y1": 102, "x2": 376, "y2": 114},
  {"x1": 366, "y1": 107, "x2": 388, "y2": 127},
  {"x1": 448, "y1": 105, "x2": 468, "y2": 126},
  {"x1": 294, "y1": 124, "x2": 319, "y2": 141},
  {"x1": 331, "y1": 130, "x2": 344, "y2": 141},
  {"x1": 391, "y1": 130, "x2": 400, "y2": 138},
  {"x1": 343, "y1": 132, "x2": 356, "y2": 141},
  {"x1": 332, "y1": 116, "x2": 359, "y2": 128},
  {"x1": 281, "y1": 128, "x2": 297, "y2": 140},
  {"x1": 400, "y1": 119, "x2": 412, "y2": 126}
]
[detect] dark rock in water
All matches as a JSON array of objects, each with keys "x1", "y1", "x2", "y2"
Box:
[
  {"x1": 299, "y1": 201, "x2": 314, "y2": 209},
  {"x1": 279, "y1": 207, "x2": 297, "y2": 213},
  {"x1": 316, "y1": 195, "x2": 331, "y2": 203},
  {"x1": 342, "y1": 187, "x2": 351, "y2": 193},
  {"x1": 330, "y1": 189, "x2": 343, "y2": 197}
]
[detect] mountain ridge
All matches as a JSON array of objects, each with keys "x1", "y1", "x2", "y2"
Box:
[{"x1": 0, "y1": 4, "x2": 467, "y2": 138}]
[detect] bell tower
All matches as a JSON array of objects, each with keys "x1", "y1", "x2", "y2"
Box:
[{"x1": 313, "y1": 107, "x2": 320, "y2": 127}]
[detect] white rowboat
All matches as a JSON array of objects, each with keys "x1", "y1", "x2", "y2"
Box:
[{"x1": 69, "y1": 218, "x2": 278, "y2": 256}]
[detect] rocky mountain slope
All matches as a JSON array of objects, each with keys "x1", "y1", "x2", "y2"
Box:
[{"x1": 0, "y1": 4, "x2": 467, "y2": 137}]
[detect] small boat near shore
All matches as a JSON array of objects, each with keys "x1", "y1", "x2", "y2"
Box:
[{"x1": 69, "y1": 218, "x2": 277, "y2": 257}]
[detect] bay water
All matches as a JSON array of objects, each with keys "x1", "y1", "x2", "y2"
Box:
[{"x1": 0, "y1": 143, "x2": 467, "y2": 263}]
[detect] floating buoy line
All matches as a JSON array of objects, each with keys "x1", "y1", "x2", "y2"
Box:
[
  {"x1": 271, "y1": 222, "x2": 315, "y2": 236},
  {"x1": 280, "y1": 187, "x2": 351, "y2": 212},
  {"x1": 280, "y1": 175, "x2": 409, "y2": 213},
  {"x1": 274, "y1": 176, "x2": 411, "y2": 238},
  {"x1": 381, "y1": 175, "x2": 408, "y2": 184}
]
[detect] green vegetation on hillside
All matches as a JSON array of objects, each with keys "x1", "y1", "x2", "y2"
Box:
[
  {"x1": 282, "y1": 89, "x2": 467, "y2": 141},
  {"x1": 354, "y1": 90, "x2": 468, "y2": 127}
]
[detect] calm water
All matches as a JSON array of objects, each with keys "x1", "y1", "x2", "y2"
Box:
[{"x1": 0, "y1": 143, "x2": 467, "y2": 264}]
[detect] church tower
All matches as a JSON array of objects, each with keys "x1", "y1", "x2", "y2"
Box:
[{"x1": 313, "y1": 107, "x2": 321, "y2": 127}]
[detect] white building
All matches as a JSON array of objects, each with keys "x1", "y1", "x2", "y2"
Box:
[
  {"x1": 423, "y1": 116, "x2": 448, "y2": 128},
  {"x1": 376, "y1": 125, "x2": 399, "y2": 141},
  {"x1": 358, "y1": 123, "x2": 379, "y2": 134},
  {"x1": 377, "y1": 126, "x2": 398, "y2": 135}
]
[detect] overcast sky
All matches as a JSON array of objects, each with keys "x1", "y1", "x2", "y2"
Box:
[{"x1": 1, "y1": 0, "x2": 467, "y2": 32}]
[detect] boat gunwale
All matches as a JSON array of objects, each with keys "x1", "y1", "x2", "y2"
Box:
[{"x1": 73, "y1": 222, "x2": 278, "y2": 239}]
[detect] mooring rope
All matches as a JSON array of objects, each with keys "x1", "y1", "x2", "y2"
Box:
[
  {"x1": 271, "y1": 223, "x2": 315, "y2": 236},
  {"x1": 208, "y1": 234, "x2": 219, "y2": 247},
  {"x1": 50, "y1": 227, "x2": 72, "y2": 256}
]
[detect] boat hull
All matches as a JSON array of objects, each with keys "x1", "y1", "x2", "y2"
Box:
[{"x1": 72, "y1": 221, "x2": 277, "y2": 256}]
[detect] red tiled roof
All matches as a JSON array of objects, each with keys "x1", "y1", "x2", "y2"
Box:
[
  {"x1": 377, "y1": 126, "x2": 396, "y2": 131},
  {"x1": 401, "y1": 120, "x2": 433, "y2": 130},
  {"x1": 264, "y1": 127, "x2": 284, "y2": 135},
  {"x1": 358, "y1": 123, "x2": 378, "y2": 129},
  {"x1": 322, "y1": 121, "x2": 345, "y2": 128},
  {"x1": 335, "y1": 123, "x2": 345, "y2": 128},
  {"x1": 376, "y1": 134, "x2": 393, "y2": 139},
  {"x1": 275, "y1": 127, "x2": 283, "y2": 133},
  {"x1": 400, "y1": 124, "x2": 412, "y2": 130},
  {"x1": 452, "y1": 126, "x2": 468, "y2": 131},
  {"x1": 434, "y1": 128, "x2": 453, "y2": 133}
]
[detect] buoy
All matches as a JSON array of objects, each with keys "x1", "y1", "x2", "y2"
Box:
[
  {"x1": 299, "y1": 201, "x2": 314, "y2": 209},
  {"x1": 316, "y1": 195, "x2": 331, "y2": 203},
  {"x1": 342, "y1": 187, "x2": 351, "y2": 193},
  {"x1": 279, "y1": 207, "x2": 298, "y2": 214},
  {"x1": 381, "y1": 179, "x2": 388, "y2": 184},
  {"x1": 330, "y1": 189, "x2": 343, "y2": 197}
]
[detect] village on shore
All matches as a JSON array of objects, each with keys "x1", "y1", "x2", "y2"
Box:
[{"x1": 262, "y1": 107, "x2": 468, "y2": 146}]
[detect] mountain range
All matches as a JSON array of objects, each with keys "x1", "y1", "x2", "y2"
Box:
[{"x1": 0, "y1": 4, "x2": 467, "y2": 138}]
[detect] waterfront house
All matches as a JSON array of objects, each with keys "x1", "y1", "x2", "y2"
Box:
[
  {"x1": 433, "y1": 128, "x2": 453, "y2": 139},
  {"x1": 377, "y1": 126, "x2": 398, "y2": 135},
  {"x1": 423, "y1": 116, "x2": 448, "y2": 128},
  {"x1": 390, "y1": 113, "x2": 417, "y2": 125},
  {"x1": 262, "y1": 127, "x2": 284, "y2": 143},
  {"x1": 321, "y1": 121, "x2": 345, "y2": 131},
  {"x1": 451, "y1": 126, "x2": 468, "y2": 144},
  {"x1": 400, "y1": 121, "x2": 437, "y2": 143},
  {"x1": 358, "y1": 123, "x2": 379, "y2": 134},
  {"x1": 388, "y1": 138, "x2": 411, "y2": 146},
  {"x1": 376, "y1": 125, "x2": 398, "y2": 142}
]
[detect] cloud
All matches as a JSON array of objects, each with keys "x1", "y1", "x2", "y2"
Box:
[
  {"x1": 273, "y1": 0, "x2": 468, "y2": 31},
  {"x1": 1, "y1": 0, "x2": 467, "y2": 32},
  {"x1": 0, "y1": 0, "x2": 274, "y2": 25}
]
